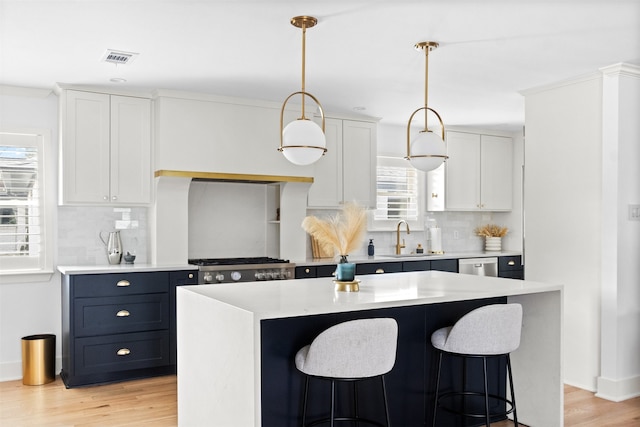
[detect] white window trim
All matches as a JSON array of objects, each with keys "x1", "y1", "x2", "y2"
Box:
[
  {"x1": 369, "y1": 156, "x2": 425, "y2": 232},
  {"x1": 0, "y1": 127, "x2": 54, "y2": 283}
]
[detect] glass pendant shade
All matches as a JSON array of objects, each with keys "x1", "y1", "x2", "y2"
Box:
[
  {"x1": 409, "y1": 130, "x2": 447, "y2": 172},
  {"x1": 281, "y1": 119, "x2": 326, "y2": 165}
]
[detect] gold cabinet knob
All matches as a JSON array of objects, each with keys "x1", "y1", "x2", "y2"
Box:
[
  {"x1": 116, "y1": 310, "x2": 130, "y2": 317},
  {"x1": 376, "y1": 268, "x2": 385, "y2": 274},
  {"x1": 117, "y1": 348, "x2": 131, "y2": 356},
  {"x1": 508, "y1": 260, "x2": 515, "y2": 266},
  {"x1": 116, "y1": 280, "x2": 130, "y2": 287},
  {"x1": 305, "y1": 268, "x2": 310, "y2": 273},
  {"x1": 188, "y1": 273, "x2": 194, "y2": 279}
]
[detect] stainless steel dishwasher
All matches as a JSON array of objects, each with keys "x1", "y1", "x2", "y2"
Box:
[{"x1": 458, "y1": 257, "x2": 498, "y2": 277}]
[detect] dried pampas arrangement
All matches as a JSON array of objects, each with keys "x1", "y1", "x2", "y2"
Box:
[
  {"x1": 302, "y1": 203, "x2": 367, "y2": 260},
  {"x1": 475, "y1": 224, "x2": 509, "y2": 238}
]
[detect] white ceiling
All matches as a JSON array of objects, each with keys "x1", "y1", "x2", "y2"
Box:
[{"x1": 1, "y1": 0, "x2": 639, "y2": 131}]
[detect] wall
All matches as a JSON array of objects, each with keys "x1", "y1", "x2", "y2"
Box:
[
  {"x1": 598, "y1": 64, "x2": 640, "y2": 401},
  {"x1": 523, "y1": 65, "x2": 640, "y2": 399}
]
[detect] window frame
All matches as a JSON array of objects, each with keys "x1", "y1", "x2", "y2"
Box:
[
  {"x1": 0, "y1": 128, "x2": 54, "y2": 283},
  {"x1": 369, "y1": 156, "x2": 425, "y2": 231}
]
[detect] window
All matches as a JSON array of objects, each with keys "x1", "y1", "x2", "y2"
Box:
[
  {"x1": 0, "y1": 130, "x2": 52, "y2": 278},
  {"x1": 372, "y1": 156, "x2": 424, "y2": 229}
]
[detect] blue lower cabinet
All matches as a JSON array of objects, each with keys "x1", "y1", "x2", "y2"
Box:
[
  {"x1": 498, "y1": 256, "x2": 524, "y2": 279},
  {"x1": 431, "y1": 259, "x2": 458, "y2": 273},
  {"x1": 61, "y1": 270, "x2": 195, "y2": 388},
  {"x1": 356, "y1": 262, "x2": 403, "y2": 275}
]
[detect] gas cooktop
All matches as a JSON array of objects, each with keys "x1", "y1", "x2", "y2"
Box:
[{"x1": 188, "y1": 257, "x2": 290, "y2": 266}]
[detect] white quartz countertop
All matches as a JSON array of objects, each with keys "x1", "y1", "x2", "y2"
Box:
[
  {"x1": 295, "y1": 251, "x2": 522, "y2": 265},
  {"x1": 180, "y1": 270, "x2": 561, "y2": 320},
  {"x1": 57, "y1": 263, "x2": 197, "y2": 275}
]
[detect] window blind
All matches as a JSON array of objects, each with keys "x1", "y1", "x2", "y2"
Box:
[
  {"x1": 0, "y1": 135, "x2": 44, "y2": 271},
  {"x1": 375, "y1": 157, "x2": 419, "y2": 221}
]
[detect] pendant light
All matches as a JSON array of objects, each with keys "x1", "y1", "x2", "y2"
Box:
[
  {"x1": 405, "y1": 41, "x2": 448, "y2": 172},
  {"x1": 279, "y1": 16, "x2": 327, "y2": 166}
]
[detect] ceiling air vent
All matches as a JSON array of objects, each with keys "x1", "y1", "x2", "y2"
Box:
[{"x1": 101, "y1": 49, "x2": 139, "y2": 65}]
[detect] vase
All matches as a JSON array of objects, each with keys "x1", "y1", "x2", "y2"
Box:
[
  {"x1": 485, "y1": 236, "x2": 502, "y2": 251},
  {"x1": 336, "y1": 261, "x2": 355, "y2": 282}
]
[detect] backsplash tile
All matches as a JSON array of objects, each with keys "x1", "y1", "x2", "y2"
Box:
[{"x1": 57, "y1": 206, "x2": 148, "y2": 265}]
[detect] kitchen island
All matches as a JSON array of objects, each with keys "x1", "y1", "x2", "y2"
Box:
[{"x1": 176, "y1": 271, "x2": 563, "y2": 426}]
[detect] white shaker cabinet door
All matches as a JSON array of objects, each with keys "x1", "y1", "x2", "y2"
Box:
[
  {"x1": 342, "y1": 120, "x2": 376, "y2": 208},
  {"x1": 445, "y1": 131, "x2": 481, "y2": 210},
  {"x1": 61, "y1": 90, "x2": 111, "y2": 204},
  {"x1": 110, "y1": 95, "x2": 152, "y2": 204},
  {"x1": 307, "y1": 118, "x2": 343, "y2": 207},
  {"x1": 480, "y1": 135, "x2": 513, "y2": 210}
]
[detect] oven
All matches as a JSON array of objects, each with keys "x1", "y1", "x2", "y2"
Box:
[{"x1": 188, "y1": 257, "x2": 295, "y2": 284}]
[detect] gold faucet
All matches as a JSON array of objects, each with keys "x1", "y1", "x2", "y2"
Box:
[{"x1": 396, "y1": 220, "x2": 411, "y2": 255}]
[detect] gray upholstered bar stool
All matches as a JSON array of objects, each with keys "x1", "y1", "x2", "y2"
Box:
[
  {"x1": 431, "y1": 303, "x2": 522, "y2": 426},
  {"x1": 295, "y1": 318, "x2": 398, "y2": 427}
]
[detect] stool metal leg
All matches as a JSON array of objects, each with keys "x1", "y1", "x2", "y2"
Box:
[
  {"x1": 381, "y1": 375, "x2": 391, "y2": 427},
  {"x1": 330, "y1": 380, "x2": 336, "y2": 427},
  {"x1": 506, "y1": 355, "x2": 518, "y2": 426},
  {"x1": 432, "y1": 351, "x2": 443, "y2": 427},
  {"x1": 302, "y1": 376, "x2": 309, "y2": 427},
  {"x1": 482, "y1": 356, "x2": 490, "y2": 426}
]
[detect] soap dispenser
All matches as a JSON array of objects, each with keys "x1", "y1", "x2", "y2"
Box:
[{"x1": 367, "y1": 239, "x2": 375, "y2": 256}]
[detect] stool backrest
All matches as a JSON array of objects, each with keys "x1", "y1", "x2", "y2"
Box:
[
  {"x1": 443, "y1": 303, "x2": 522, "y2": 355},
  {"x1": 301, "y1": 318, "x2": 398, "y2": 378}
]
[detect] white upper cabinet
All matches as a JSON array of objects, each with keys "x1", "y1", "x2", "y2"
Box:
[
  {"x1": 445, "y1": 131, "x2": 513, "y2": 211},
  {"x1": 307, "y1": 119, "x2": 377, "y2": 208},
  {"x1": 60, "y1": 90, "x2": 151, "y2": 205}
]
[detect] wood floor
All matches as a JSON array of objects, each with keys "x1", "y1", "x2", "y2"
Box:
[{"x1": 1, "y1": 375, "x2": 639, "y2": 426}]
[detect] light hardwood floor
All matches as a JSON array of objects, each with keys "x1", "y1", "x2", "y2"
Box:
[{"x1": 1, "y1": 375, "x2": 639, "y2": 426}]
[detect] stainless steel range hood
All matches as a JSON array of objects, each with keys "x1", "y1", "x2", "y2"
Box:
[{"x1": 154, "y1": 170, "x2": 313, "y2": 184}]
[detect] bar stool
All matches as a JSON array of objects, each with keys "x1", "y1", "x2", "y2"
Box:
[
  {"x1": 431, "y1": 303, "x2": 522, "y2": 426},
  {"x1": 295, "y1": 318, "x2": 398, "y2": 427}
]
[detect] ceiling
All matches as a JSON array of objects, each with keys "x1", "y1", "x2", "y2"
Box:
[{"x1": 1, "y1": 0, "x2": 639, "y2": 131}]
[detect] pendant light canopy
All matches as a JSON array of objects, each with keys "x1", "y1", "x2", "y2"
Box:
[
  {"x1": 279, "y1": 16, "x2": 326, "y2": 166},
  {"x1": 405, "y1": 41, "x2": 448, "y2": 172}
]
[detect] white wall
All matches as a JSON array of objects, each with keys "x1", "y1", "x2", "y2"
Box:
[
  {"x1": 598, "y1": 64, "x2": 640, "y2": 401},
  {"x1": 0, "y1": 89, "x2": 61, "y2": 380},
  {"x1": 523, "y1": 64, "x2": 640, "y2": 399}
]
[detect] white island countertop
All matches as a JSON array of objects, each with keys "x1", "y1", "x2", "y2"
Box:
[
  {"x1": 177, "y1": 271, "x2": 563, "y2": 427},
  {"x1": 180, "y1": 269, "x2": 558, "y2": 320}
]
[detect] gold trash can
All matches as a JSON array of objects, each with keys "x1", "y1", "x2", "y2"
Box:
[{"x1": 21, "y1": 334, "x2": 56, "y2": 385}]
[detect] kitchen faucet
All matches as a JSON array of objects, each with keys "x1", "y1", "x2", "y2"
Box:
[{"x1": 396, "y1": 220, "x2": 410, "y2": 255}]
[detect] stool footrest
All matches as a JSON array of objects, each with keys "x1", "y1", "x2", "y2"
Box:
[
  {"x1": 305, "y1": 416, "x2": 386, "y2": 427},
  {"x1": 436, "y1": 391, "x2": 515, "y2": 419}
]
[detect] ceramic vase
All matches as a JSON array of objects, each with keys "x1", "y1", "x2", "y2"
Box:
[{"x1": 485, "y1": 236, "x2": 502, "y2": 251}]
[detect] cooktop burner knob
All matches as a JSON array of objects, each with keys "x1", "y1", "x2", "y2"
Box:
[
  {"x1": 230, "y1": 271, "x2": 242, "y2": 281},
  {"x1": 203, "y1": 272, "x2": 213, "y2": 283},
  {"x1": 215, "y1": 273, "x2": 225, "y2": 282}
]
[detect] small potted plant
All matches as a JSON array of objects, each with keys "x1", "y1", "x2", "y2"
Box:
[
  {"x1": 302, "y1": 203, "x2": 366, "y2": 288},
  {"x1": 475, "y1": 224, "x2": 508, "y2": 251}
]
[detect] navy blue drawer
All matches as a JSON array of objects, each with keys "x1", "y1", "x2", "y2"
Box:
[
  {"x1": 356, "y1": 262, "x2": 403, "y2": 275},
  {"x1": 295, "y1": 266, "x2": 317, "y2": 279},
  {"x1": 498, "y1": 256, "x2": 522, "y2": 271},
  {"x1": 74, "y1": 293, "x2": 169, "y2": 336},
  {"x1": 73, "y1": 272, "x2": 169, "y2": 297},
  {"x1": 74, "y1": 330, "x2": 171, "y2": 375}
]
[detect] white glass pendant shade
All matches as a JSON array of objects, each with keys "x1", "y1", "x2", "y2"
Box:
[
  {"x1": 409, "y1": 131, "x2": 447, "y2": 172},
  {"x1": 282, "y1": 119, "x2": 326, "y2": 165}
]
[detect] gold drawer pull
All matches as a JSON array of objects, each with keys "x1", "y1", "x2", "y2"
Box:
[
  {"x1": 305, "y1": 268, "x2": 310, "y2": 273},
  {"x1": 117, "y1": 348, "x2": 131, "y2": 356},
  {"x1": 508, "y1": 260, "x2": 515, "y2": 266},
  {"x1": 188, "y1": 273, "x2": 194, "y2": 279},
  {"x1": 116, "y1": 280, "x2": 130, "y2": 287},
  {"x1": 116, "y1": 310, "x2": 130, "y2": 317},
  {"x1": 376, "y1": 268, "x2": 385, "y2": 274}
]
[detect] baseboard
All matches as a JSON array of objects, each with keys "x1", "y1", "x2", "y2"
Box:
[
  {"x1": 563, "y1": 379, "x2": 596, "y2": 393},
  {"x1": 0, "y1": 357, "x2": 62, "y2": 382},
  {"x1": 596, "y1": 375, "x2": 640, "y2": 402}
]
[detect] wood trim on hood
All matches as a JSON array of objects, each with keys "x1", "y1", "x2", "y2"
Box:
[{"x1": 154, "y1": 170, "x2": 313, "y2": 184}]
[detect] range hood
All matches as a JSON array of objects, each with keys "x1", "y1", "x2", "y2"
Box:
[{"x1": 154, "y1": 170, "x2": 313, "y2": 184}]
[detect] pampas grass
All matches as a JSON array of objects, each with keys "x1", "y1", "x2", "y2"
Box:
[
  {"x1": 475, "y1": 224, "x2": 508, "y2": 238},
  {"x1": 302, "y1": 203, "x2": 367, "y2": 259}
]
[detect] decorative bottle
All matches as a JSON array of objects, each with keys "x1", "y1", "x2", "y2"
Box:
[{"x1": 368, "y1": 239, "x2": 375, "y2": 256}]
